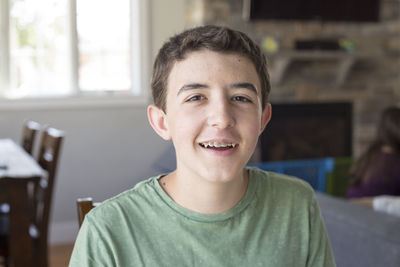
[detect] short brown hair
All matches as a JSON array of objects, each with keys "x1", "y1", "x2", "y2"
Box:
[{"x1": 151, "y1": 25, "x2": 271, "y2": 112}]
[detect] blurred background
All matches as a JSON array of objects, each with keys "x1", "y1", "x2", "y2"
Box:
[{"x1": 0, "y1": 0, "x2": 399, "y2": 260}]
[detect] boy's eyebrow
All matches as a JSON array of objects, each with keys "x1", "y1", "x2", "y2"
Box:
[
  {"x1": 229, "y1": 82, "x2": 258, "y2": 95},
  {"x1": 177, "y1": 83, "x2": 208, "y2": 96},
  {"x1": 177, "y1": 82, "x2": 258, "y2": 96}
]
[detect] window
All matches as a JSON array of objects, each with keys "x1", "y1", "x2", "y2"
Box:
[{"x1": 0, "y1": 0, "x2": 148, "y2": 100}]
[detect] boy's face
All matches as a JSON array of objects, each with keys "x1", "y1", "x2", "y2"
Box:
[{"x1": 148, "y1": 50, "x2": 271, "y2": 183}]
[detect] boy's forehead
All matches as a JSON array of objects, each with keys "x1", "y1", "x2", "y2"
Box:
[
  {"x1": 167, "y1": 50, "x2": 259, "y2": 83},
  {"x1": 179, "y1": 49, "x2": 251, "y2": 64}
]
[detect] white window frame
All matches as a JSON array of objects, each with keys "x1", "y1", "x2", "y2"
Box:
[{"x1": 0, "y1": 0, "x2": 151, "y2": 109}]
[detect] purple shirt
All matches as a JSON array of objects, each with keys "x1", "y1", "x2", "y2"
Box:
[{"x1": 347, "y1": 152, "x2": 400, "y2": 198}]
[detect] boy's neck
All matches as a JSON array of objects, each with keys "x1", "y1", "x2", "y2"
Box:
[{"x1": 159, "y1": 169, "x2": 249, "y2": 215}]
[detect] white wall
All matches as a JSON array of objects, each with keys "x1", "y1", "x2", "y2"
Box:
[
  {"x1": 151, "y1": 0, "x2": 186, "y2": 60},
  {"x1": 0, "y1": 0, "x2": 186, "y2": 244}
]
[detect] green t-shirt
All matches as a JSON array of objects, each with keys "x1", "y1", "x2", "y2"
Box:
[{"x1": 69, "y1": 167, "x2": 336, "y2": 267}]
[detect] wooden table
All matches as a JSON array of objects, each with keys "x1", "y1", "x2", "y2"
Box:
[{"x1": 0, "y1": 138, "x2": 45, "y2": 267}]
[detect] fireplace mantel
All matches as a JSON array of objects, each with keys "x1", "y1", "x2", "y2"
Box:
[{"x1": 268, "y1": 50, "x2": 386, "y2": 87}]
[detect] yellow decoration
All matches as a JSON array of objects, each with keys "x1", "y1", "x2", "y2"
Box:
[{"x1": 262, "y1": 36, "x2": 279, "y2": 53}]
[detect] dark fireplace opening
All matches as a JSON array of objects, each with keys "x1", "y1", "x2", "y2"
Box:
[{"x1": 260, "y1": 102, "x2": 353, "y2": 161}]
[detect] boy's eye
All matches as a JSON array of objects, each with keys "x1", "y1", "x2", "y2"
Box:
[
  {"x1": 186, "y1": 95, "x2": 205, "y2": 102},
  {"x1": 232, "y1": 96, "x2": 252, "y2": 103}
]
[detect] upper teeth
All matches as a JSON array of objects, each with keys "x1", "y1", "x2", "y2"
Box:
[{"x1": 201, "y1": 142, "x2": 236, "y2": 148}]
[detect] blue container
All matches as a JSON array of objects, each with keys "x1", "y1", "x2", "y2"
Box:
[{"x1": 250, "y1": 158, "x2": 335, "y2": 192}]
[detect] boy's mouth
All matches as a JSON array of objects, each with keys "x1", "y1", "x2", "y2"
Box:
[{"x1": 199, "y1": 141, "x2": 237, "y2": 150}]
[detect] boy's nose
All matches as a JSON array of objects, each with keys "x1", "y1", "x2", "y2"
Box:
[{"x1": 207, "y1": 99, "x2": 235, "y2": 129}]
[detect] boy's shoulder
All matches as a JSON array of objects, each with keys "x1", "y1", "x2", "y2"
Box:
[
  {"x1": 86, "y1": 175, "x2": 162, "y2": 219},
  {"x1": 248, "y1": 166, "x2": 315, "y2": 199}
]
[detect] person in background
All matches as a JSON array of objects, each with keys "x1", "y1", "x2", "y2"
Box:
[{"x1": 347, "y1": 106, "x2": 400, "y2": 199}]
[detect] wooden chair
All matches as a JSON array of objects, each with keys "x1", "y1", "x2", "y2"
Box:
[
  {"x1": 0, "y1": 127, "x2": 64, "y2": 267},
  {"x1": 76, "y1": 198, "x2": 99, "y2": 228},
  {"x1": 32, "y1": 127, "x2": 64, "y2": 267},
  {"x1": 21, "y1": 120, "x2": 41, "y2": 155}
]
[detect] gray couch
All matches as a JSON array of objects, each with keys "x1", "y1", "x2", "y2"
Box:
[{"x1": 316, "y1": 193, "x2": 400, "y2": 267}]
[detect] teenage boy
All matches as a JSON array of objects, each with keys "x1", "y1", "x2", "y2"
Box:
[{"x1": 69, "y1": 25, "x2": 336, "y2": 267}]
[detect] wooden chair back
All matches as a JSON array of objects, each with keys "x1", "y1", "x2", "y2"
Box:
[
  {"x1": 34, "y1": 127, "x2": 64, "y2": 267},
  {"x1": 0, "y1": 126, "x2": 64, "y2": 267},
  {"x1": 21, "y1": 120, "x2": 41, "y2": 155},
  {"x1": 76, "y1": 198, "x2": 99, "y2": 228}
]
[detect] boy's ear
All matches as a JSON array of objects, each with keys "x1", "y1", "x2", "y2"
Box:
[
  {"x1": 259, "y1": 103, "x2": 272, "y2": 134},
  {"x1": 147, "y1": 105, "x2": 171, "y2": 140}
]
